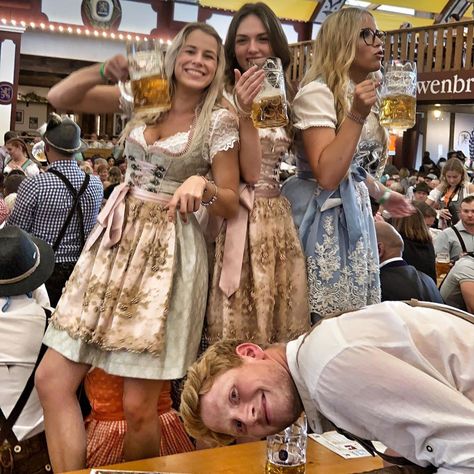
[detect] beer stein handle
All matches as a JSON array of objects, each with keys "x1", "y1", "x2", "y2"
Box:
[{"x1": 118, "y1": 80, "x2": 134, "y2": 105}]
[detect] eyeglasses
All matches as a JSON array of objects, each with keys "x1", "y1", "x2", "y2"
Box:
[{"x1": 360, "y1": 28, "x2": 386, "y2": 46}]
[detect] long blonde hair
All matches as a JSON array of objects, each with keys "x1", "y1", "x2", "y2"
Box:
[
  {"x1": 439, "y1": 158, "x2": 468, "y2": 194},
  {"x1": 301, "y1": 8, "x2": 375, "y2": 128},
  {"x1": 122, "y1": 23, "x2": 226, "y2": 157}
]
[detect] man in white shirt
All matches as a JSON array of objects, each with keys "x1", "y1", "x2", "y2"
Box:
[
  {"x1": 181, "y1": 301, "x2": 474, "y2": 473},
  {"x1": 0, "y1": 225, "x2": 55, "y2": 474},
  {"x1": 434, "y1": 196, "x2": 474, "y2": 260},
  {"x1": 440, "y1": 255, "x2": 474, "y2": 312}
]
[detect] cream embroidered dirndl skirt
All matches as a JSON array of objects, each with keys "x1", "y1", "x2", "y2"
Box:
[{"x1": 43, "y1": 185, "x2": 208, "y2": 379}]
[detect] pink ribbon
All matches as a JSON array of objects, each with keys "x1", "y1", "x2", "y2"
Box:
[
  {"x1": 219, "y1": 184, "x2": 255, "y2": 298},
  {"x1": 85, "y1": 183, "x2": 130, "y2": 251},
  {"x1": 85, "y1": 184, "x2": 171, "y2": 251}
]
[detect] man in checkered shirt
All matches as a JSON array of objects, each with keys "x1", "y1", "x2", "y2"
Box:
[{"x1": 8, "y1": 115, "x2": 103, "y2": 306}]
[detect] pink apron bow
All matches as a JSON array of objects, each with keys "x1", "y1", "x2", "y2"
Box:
[{"x1": 85, "y1": 183, "x2": 130, "y2": 251}]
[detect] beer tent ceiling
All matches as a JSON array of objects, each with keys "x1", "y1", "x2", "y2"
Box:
[{"x1": 199, "y1": 0, "x2": 474, "y2": 30}]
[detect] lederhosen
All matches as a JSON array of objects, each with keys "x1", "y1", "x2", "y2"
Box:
[
  {"x1": 298, "y1": 300, "x2": 474, "y2": 473},
  {"x1": 0, "y1": 311, "x2": 51, "y2": 474},
  {"x1": 44, "y1": 169, "x2": 90, "y2": 308}
]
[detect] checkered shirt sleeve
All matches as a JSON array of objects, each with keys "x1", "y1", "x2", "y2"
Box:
[
  {"x1": 0, "y1": 198, "x2": 10, "y2": 224},
  {"x1": 7, "y1": 162, "x2": 103, "y2": 262}
]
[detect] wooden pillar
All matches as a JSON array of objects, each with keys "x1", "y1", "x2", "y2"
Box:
[
  {"x1": 0, "y1": 26, "x2": 24, "y2": 137},
  {"x1": 392, "y1": 114, "x2": 422, "y2": 170}
]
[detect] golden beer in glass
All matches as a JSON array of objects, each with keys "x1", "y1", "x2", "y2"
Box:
[
  {"x1": 380, "y1": 94, "x2": 416, "y2": 130},
  {"x1": 251, "y1": 94, "x2": 288, "y2": 129},
  {"x1": 120, "y1": 39, "x2": 171, "y2": 115},
  {"x1": 379, "y1": 60, "x2": 417, "y2": 131},
  {"x1": 131, "y1": 74, "x2": 170, "y2": 113},
  {"x1": 265, "y1": 461, "x2": 306, "y2": 474},
  {"x1": 266, "y1": 415, "x2": 307, "y2": 474},
  {"x1": 251, "y1": 57, "x2": 288, "y2": 129}
]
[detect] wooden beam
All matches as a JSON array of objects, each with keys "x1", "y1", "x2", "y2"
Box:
[
  {"x1": 20, "y1": 54, "x2": 92, "y2": 75},
  {"x1": 19, "y1": 71, "x2": 68, "y2": 88},
  {"x1": 435, "y1": 0, "x2": 471, "y2": 23}
]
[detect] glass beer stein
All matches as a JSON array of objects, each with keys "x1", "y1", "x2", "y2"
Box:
[
  {"x1": 266, "y1": 414, "x2": 307, "y2": 474},
  {"x1": 119, "y1": 39, "x2": 171, "y2": 115},
  {"x1": 251, "y1": 57, "x2": 289, "y2": 129},
  {"x1": 379, "y1": 60, "x2": 417, "y2": 131}
]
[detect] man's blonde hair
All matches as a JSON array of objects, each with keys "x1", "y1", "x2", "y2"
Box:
[{"x1": 180, "y1": 340, "x2": 245, "y2": 446}]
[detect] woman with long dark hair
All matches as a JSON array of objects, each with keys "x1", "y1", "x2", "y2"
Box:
[
  {"x1": 392, "y1": 208, "x2": 437, "y2": 281},
  {"x1": 205, "y1": 2, "x2": 310, "y2": 345}
]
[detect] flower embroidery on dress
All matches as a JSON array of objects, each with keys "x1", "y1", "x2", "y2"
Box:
[{"x1": 307, "y1": 214, "x2": 380, "y2": 317}]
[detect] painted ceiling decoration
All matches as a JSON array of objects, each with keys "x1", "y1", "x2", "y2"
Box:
[{"x1": 199, "y1": 0, "x2": 474, "y2": 30}]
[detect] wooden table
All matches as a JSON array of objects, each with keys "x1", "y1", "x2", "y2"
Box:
[{"x1": 65, "y1": 439, "x2": 383, "y2": 474}]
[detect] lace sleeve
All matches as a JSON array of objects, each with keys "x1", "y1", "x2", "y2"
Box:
[
  {"x1": 293, "y1": 80, "x2": 337, "y2": 130},
  {"x1": 208, "y1": 108, "x2": 239, "y2": 163}
]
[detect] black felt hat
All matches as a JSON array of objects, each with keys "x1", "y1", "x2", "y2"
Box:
[{"x1": 0, "y1": 226, "x2": 55, "y2": 297}]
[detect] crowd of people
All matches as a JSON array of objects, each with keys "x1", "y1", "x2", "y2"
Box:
[{"x1": 1, "y1": 3, "x2": 473, "y2": 474}]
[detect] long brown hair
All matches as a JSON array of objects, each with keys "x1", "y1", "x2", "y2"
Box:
[
  {"x1": 224, "y1": 2, "x2": 292, "y2": 98},
  {"x1": 392, "y1": 208, "x2": 432, "y2": 243}
]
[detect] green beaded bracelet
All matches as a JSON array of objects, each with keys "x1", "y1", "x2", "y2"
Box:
[
  {"x1": 378, "y1": 190, "x2": 391, "y2": 205},
  {"x1": 99, "y1": 62, "x2": 107, "y2": 81}
]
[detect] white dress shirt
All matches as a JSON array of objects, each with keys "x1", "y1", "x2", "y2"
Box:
[
  {"x1": 0, "y1": 288, "x2": 49, "y2": 440},
  {"x1": 286, "y1": 301, "x2": 474, "y2": 473}
]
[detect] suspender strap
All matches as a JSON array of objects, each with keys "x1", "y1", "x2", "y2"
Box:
[
  {"x1": 21, "y1": 159, "x2": 33, "y2": 171},
  {"x1": 445, "y1": 184, "x2": 461, "y2": 207},
  {"x1": 403, "y1": 298, "x2": 474, "y2": 325},
  {"x1": 47, "y1": 168, "x2": 90, "y2": 252},
  {"x1": 450, "y1": 225, "x2": 468, "y2": 254},
  {"x1": 0, "y1": 310, "x2": 50, "y2": 446}
]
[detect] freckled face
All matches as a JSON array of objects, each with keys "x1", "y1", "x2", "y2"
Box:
[{"x1": 200, "y1": 356, "x2": 301, "y2": 440}]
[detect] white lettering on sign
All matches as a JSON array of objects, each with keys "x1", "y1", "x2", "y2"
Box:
[
  {"x1": 417, "y1": 74, "x2": 474, "y2": 96},
  {"x1": 441, "y1": 79, "x2": 452, "y2": 93},
  {"x1": 453, "y1": 75, "x2": 465, "y2": 94},
  {"x1": 429, "y1": 80, "x2": 440, "y2": 94}
]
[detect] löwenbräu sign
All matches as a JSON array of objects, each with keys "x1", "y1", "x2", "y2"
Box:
[{"x1": 417, "y1": 70, "x2": 474, "y2": 102}]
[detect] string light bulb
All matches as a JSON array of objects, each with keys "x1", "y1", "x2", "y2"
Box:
[{"x1": 5, "y1": 16, "x2": 157, "y2": 43}]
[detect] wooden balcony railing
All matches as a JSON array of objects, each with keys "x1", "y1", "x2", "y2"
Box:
[{"x1": 288, "y1": 20, "x2": 474, "y2": 83}]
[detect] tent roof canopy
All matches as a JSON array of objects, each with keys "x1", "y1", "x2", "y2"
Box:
[{"x1": 199, "y1": 0, "x2": 473, "y2": 30}]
